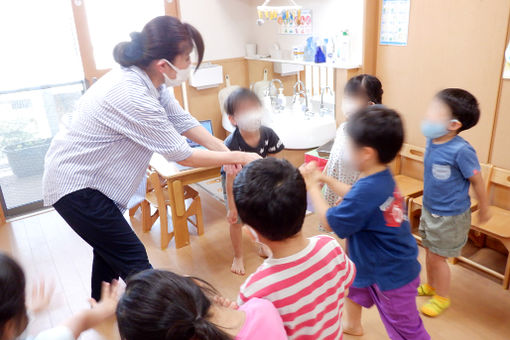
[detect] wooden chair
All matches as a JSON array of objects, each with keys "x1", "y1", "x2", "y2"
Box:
[
  {"x1": 143, "y1": 169, "x2": 204, "y2": 249},
  {"x1": 464, "y1": 166, "x2": 510, "y2": 289},
  {"x1": 392, "y1": 143, "x2": 425, "y2": 203}
]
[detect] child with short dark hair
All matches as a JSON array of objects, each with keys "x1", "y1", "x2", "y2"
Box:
[
  {"x1": 234, "y1": 158, "x2": 355, "y2": 339},
  {"x1": 0, "y1": 252, "x2": 119, "y2": 340},
  {"x1": 418, "y1": 88, "x2": 490, "y2": 317},
  {"x1": 116, "y1": 269, "x2": 287, "y2": 340},
  {"x1": 303, "y1": 106, "x2": 430, "y2": 340},
  {"x1": 222, "y1": 88, "x2": 284, "y2": 275},
  {"x1": 324, "y1": 74, "x2": 384, "y2": 207}
]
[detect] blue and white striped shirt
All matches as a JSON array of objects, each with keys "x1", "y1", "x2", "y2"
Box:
[{"x1": 42, "y1": 66, "x2": 199, "y2": 209}]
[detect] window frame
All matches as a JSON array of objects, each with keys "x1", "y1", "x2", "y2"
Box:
[{"x1": 70, "y1": 0, "x2": 184, "y2": 104}]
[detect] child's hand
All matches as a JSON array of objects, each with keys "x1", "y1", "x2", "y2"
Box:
[
  {"x1": 477, "y1": 206, "x2": 492, "y2": 224},
  {"x1": 29, "y1": 279, "x2": 55, "y2": 314},
  {"x1": 227, "y1": 207, "x2": 238, "y2": 225},
  {"x1": 224, "y1": 164, "x2": 242, "y2": 176},
  {"x1": 88, "y1": 280, "x2": 120, "y2": 319},
  {"x1": 299, "y1": 162, "x2": 322, "y2": 188},
  {"x1": 213, "y1": 295, "x2": 239, "y2": 310}
]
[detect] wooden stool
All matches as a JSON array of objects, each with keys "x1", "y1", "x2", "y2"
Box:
[{"x1": 143, "y1": 170, "x2": 204, "y2": 249}]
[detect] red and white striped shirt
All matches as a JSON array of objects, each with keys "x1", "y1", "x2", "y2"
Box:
[{"x1": 238, "y1": 235, "x2": 355, "y2": 340}]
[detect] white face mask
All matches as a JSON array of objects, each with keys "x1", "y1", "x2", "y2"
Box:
[
  {"x1": 162, "y1": 59, "x2": 192, "y2": 87},
  {"x1": 341, "y1": 98, "x2": 359, "y2": 118},
  {"x1": 235, "y1": 109, "x2": 263, "y2": 132}
]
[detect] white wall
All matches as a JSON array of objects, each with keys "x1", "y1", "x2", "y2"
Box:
[
  {"x1": 179, "y1": 0, "x2": 364, "y2": 65},
  {"x1": 247, "y1": 0, "x2": 364, "y2": 65},
  {"x1": 179, "y1": 0, "x2": 255, "y2": 61}
]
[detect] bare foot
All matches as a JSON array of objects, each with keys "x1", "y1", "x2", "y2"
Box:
[
  {"x1": 256, "y1": 242, "x2": 272, "y2": 258},
  {"x1": 231, "y1": 257, "x2": 245, "y2": 275},
  {"x1": 343, "y1": 323, "x2": 364, "y2": 336}
]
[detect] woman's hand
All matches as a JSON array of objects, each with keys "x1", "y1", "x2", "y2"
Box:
[{"x1": 235, "y1": 151, "x2": 262, "y2": 165}]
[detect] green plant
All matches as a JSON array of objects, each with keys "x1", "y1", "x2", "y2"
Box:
[{"x1": 0, "y1": 118, "x2": 37, "y2": 151}]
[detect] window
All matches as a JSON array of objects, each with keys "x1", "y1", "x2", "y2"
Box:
[{"x1": 83, "y1": 0, "x2": 165, "y2": 70}]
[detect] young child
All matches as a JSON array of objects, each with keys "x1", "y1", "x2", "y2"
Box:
[
  {"x1": 303, "y1": 106, "x2": 429, "y2": 340},
  {"x1": 234, "y1": 158, "x2": 355, "y2": 339},
  {"x1": 116, "y1": 269, "x2": 287, "y2": 340},
  {"x1": 222, "y1": 88, "x2": 284, "y2": 275},
  {"x1": 324, "y1": 74, "x2": 383, "y2": 206},
  {"x1": 418, "y1": 88, "x2": 490, "y2": 317},
  {"x1": 0, "y1": 252, "x2": 119, "y2": 340}
]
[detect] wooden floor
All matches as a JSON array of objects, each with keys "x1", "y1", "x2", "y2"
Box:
[{"x1": 1, "y1": 189, "x2": 510, "y2": 340}]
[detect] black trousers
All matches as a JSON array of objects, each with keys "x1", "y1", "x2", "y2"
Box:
[{"x1": 53, "y1": 188, "x2": 152, "y2": 300}]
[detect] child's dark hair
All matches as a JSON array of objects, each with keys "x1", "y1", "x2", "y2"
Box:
[
  {"x1": 113, "y1": 16, "x2": 204, "y2": 69},
  {"x1": 436, "y1": 88, "x2": 480, "y2": 132},
  {"x1": 224, "y1": 88, "x2": 261, "y2": 116},
  {"x1": 0, "y1": 253, "x2": 27, "y2": 336},
  {"x1": 345, "y1": 74, "x2": 383, "y2": 104},
  {"x1": 347, "y1": 105, "x2": 404, "y2": 164},
  {"x1": 116, "y1": 269, "x2": 231, "y2": 340},
  {"x1": 233, "y1": 158, "x2": 306, "y2": 241}
]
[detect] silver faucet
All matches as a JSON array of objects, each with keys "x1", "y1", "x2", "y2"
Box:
[
  {"x1": 320, "y1": 86, "x2": 333, "y2": 110},
  {"x1": 293, "y1": 81, "x2": 310, "y2": 113},
  {"x1": 264, "y1": 79, "x2": 284, "y2": 111}
]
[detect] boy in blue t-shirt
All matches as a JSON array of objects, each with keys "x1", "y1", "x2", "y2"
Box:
[
  {"x1": 417, "y1": 88, "x2": 490, "y2": 317},
  {"x1": 302, "y1": 106, "x2": 429, "y2": 340}
]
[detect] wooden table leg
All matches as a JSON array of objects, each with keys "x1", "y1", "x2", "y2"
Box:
[
  {"x1": 502, "y1": 239, "x2": 510, "y2": 290},
  {"x1": 0, "y1": 204, "x2": 5, "y2": 225},
  {"x1": 171, "y1": 180, "x2": 190, "y2": 249}
]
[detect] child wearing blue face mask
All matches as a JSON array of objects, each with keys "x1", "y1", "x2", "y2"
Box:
[
  {"x1": 221, "y1": 88, "x2": 284, "y2": 276},
  {"x1": 418, "y1": 88, "x2": 491, "y2": 317}
]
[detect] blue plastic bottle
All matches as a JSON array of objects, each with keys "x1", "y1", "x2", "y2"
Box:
[
  {"x1": 315, "y1": 46, "x2": 326, "y2": 63},
  {"x1": 304, "y1": 37, "x2": 315, "y2": 62}
]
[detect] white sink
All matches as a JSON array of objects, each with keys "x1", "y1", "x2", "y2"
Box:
[{"x1": 263, "y1": 110, "x2": 336, "y2": 149}]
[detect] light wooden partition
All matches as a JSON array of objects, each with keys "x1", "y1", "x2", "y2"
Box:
[{"x1": 374, "y1": 0, "x2": 510, "y2": 163}]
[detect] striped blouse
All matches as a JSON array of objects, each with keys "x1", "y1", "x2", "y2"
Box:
[{"x1": 42, "y1": 66, "x2": 199, "y2": 209}]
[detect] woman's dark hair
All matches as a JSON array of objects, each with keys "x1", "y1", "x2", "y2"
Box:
[
  {"x1": 224, "y1": 88, "x2": 261, "y2": 116},
  {"x1": 436, "y1": 88, "x2": 480, "y2": 132},
  {"x1": 116, "y1": 270, "x2": 231, "y2": 340},
  {"x1": 233, "y1": 158, "x2": 307, "y2": 241},
  {"x1": 0, "y1": 253, "x2": 27, "y2": 336},
  {"x1": 344, "y1": 74, "x2": 383, "y2": 104},
  {"x1": 113, "y1": 16, "x2": 204, "y2": 69},
  {"x1": 347, "y1": 105, "x2": 404, "y2": 164}
]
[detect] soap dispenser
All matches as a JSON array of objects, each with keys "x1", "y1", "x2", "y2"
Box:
[{"x1": 276, "y1": 87, "x2": 285, "y2": 112}]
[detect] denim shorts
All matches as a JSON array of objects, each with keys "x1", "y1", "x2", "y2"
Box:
[{"x1": 419, "y1": 207, "x2": 471, "y2": 258}]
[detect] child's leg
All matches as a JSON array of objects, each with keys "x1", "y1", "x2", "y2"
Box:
[
  {"x1": 343, "y1": 297, "x2": 364, "y2": 336},
  {"x1": 344, "y1": 286, "x2": 376, "y2": 336},
  {"x1": 426, "y1": 250, "x2": 450, "y2": 297},
  {"x1": 372, "y1": 277, "x2": 430, "y2": 340},
  {"x1": 230, "y1": 222, "x2": 245, "y2": 275}
]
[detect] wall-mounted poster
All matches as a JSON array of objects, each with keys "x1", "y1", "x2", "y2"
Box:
[
  {"x1": 380, "y1": 0, "x2": 410, "y2": 46},
  {"x1": 504, "y1": 42, "x2": 510, "y2": 79},
  {"x1": 278, "y1": 9, "x2": 312, "y2": 35}
]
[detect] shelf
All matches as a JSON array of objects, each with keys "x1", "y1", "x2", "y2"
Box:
[{"x1": 244, "y1": 56, "x2": 360, "y2": 70}]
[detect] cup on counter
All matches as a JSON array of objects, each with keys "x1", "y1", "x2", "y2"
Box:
[{"x1": 245, "y1": 43, "x2": 257, "y2": 57}]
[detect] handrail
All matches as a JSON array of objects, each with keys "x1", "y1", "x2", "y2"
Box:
[{"x1": 0, "y1": 80, "x2": 85, "y2": 95}]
